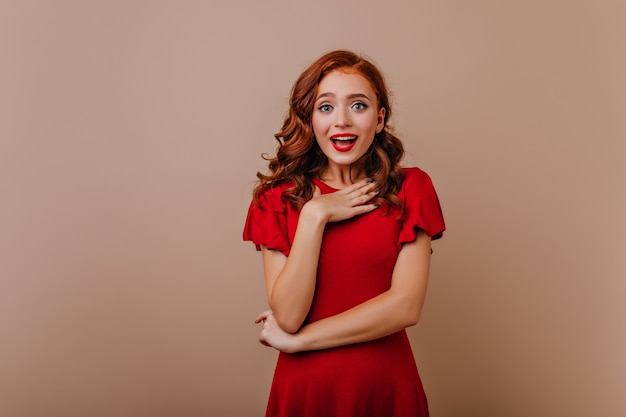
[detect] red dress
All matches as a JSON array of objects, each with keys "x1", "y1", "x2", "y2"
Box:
[{"x1": 243, "y1": 167, "x2": 445, "y2": 417}]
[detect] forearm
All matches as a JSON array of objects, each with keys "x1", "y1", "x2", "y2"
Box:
[
  {"x1": 293, "y1": 288, "x2": 425, "y2": 352},
  {"x1": 290, "y1": 234, "x2": 431, "y2": 352},
  {"x1": 268, "y1": 208, "x2": 327, "y2": 332},
  {"x1": 260, "y1": 179, "x2": 382, "y2": 335}
]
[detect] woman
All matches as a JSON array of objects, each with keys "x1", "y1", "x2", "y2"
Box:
[{"x1": 243, "y1": 50, "x2": 445, "y2": 417}]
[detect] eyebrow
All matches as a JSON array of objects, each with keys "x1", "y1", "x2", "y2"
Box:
[{"x1": 316, "y1": 92, "x2": 373, "y2": 101}]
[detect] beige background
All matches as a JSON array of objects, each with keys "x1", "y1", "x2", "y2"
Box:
[{"x1": 1, "y1": 1, "x2": 625, "y2": 416}]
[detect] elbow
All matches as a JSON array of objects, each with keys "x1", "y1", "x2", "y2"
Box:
[
  {"x1": 387, "y1": 285, "x2": 427, "y2": 329},
  {"x1": 398, "y1": 298, "x2": 423, "y2": 328},
  {"x1": 270, "y1": 302, "x2": 308, "y2": 334},
  {"x1": 404, "y1": 311, "x2": 421, "y2": 328},
  {"x1": 273, "y1": 311, "x2": 304, "y2": 334},
  {"x1": 280, "y1": 321, "x2": 301, "y2": 334}
]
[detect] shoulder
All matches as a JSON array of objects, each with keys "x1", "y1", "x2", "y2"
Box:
[
  {"x1": 255, "y1": 181, "x2": 294, "y2": 211},
  {"x1": 400, "y1": 167, "x2": 435, "y2": 191},
  {"x1": 398, "y1": 166, "x2": 441, "y2": 206},
  {"x1": 398, "y1": 166, "x2": 446, "y2": 241},
  {"x1": 258, "y1": 181, "x2": 293, "y2": 198},
  {"x1": 244, "y1": 181, "x2": 296, "y2": 254}
]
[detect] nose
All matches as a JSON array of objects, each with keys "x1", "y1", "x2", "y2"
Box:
[{"x1": 334, "y1": 106, "x2": 352, "y2": 127}]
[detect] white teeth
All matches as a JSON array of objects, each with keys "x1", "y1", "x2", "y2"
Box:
[{"x1": 332, "y1": 136, "x2": 357, "y2": 141}]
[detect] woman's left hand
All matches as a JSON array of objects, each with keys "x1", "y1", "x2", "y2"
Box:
[{"x1": 255, "y1": 310, "x2": 301, "y2": 353}]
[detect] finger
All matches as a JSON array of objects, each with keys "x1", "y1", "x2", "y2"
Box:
[
  {"x1": 361, "y1": 178, "x2": 378, "y2": 188},
  {"x1": 349, "y1": 188, "x2": 380, "y2": 205},
  {"x1": 352, "y1": 202, "x2": 380, "y2": 215},
  {"x1": 254, "y1": 310, "x2": 272, "y2": 323},
  {"x1": 336, "y1": 179, "x2": 368, "y2": 195},
  {"x1": 332, "y1": 179, "x2": 372, "y2": 198},
  {"x1": 352, "y1": 179, "x2": 379, "y2": 196}
]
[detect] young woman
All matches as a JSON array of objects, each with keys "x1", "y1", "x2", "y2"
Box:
[{"x1": 243, "y1": 50, "x2": 445, "y2": 417}]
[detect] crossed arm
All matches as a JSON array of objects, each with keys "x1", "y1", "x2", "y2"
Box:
[{"x1": 254, "y1": 178, "x2": 433, "y2": 353}]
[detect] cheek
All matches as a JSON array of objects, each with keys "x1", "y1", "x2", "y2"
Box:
[
  {"x1": 311, "y1": 115, "x2": 327, "y2": 137},
  {"x1": 357, "y1": 114, "x2": 379, "y2": 133},
  {"x1": 312, "y1": 121, "x2": 323, "y2": 145}
]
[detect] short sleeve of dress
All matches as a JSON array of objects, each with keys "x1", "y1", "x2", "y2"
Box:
[
  {"x1": 243, "y1": 186, "x2": 291, "y2": 257},
  {"x1": 397, "y1": 167, "x2": 446, "y2": 248}
]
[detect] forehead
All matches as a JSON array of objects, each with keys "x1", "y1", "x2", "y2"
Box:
[{"x1": 316, "y1": 69, "x2": 377, "y2": 97}]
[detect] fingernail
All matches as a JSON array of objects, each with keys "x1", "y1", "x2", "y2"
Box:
[
  {"x1": 373, "y1": 203, "x2": 380, "y2": 208},
  {"x1": 365, "y1": 178, "x2": 373, "y2": 183}
]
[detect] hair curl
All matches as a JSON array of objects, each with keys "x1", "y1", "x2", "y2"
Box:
[{"x1": 254, "y1": 50, "x2": 405, "y2": 212}]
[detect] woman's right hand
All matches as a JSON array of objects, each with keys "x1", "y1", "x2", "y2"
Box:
[{"x1": 302, "y1": 178, "x2": 380, "y2": 223}]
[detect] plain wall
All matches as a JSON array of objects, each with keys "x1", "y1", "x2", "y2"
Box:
[{"x1": 1, "y1": 1, "x2": 624, "y2": 416}]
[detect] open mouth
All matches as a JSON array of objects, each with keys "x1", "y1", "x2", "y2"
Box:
[{"x1": 330, "y1": 135, "x2": 357, "y2": 151}]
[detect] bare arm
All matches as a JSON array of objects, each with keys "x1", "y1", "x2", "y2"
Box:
[
  {"x1": 263, "y1": 179, "x2": 379, "y2": 333},
  {"x1": 260, "y1": 214, "x2": 323, "y2": 334},
  {"x1": 257, "y1": 229, "x2": 432, "y2": 352}
]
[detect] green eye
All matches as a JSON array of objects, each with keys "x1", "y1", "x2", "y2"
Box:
[
  {"x1": 352, "y1": 102, "x2": 367, "y2": 110},
  {"x1": 319, "y1": 104, "x2": 333, "y2": 112}
]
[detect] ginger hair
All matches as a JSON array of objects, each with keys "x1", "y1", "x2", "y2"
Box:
[{"x1": 254, "y1": 50, "x2": 405, "y2": 211}]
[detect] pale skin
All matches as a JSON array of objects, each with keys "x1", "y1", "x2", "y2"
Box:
[{"x1": 254, "y1": 70, "x2": 433, "y2": 353}]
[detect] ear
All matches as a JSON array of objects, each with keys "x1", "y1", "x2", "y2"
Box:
[{"x1": 375, "y1": 107, "x2": 386, "y2": 133}]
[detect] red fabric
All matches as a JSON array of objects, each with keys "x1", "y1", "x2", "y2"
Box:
[{"x1": 243, "y1": 167, "x2": 445, "y2": 417}]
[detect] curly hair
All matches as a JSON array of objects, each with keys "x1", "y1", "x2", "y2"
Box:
[{"x1": 253, "y1": 50, "x2": 405, "y2": 211}]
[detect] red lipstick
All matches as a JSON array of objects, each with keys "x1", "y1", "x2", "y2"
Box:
[{"x1": 330, "y1": 133, "x2": 358, "y2": 152}]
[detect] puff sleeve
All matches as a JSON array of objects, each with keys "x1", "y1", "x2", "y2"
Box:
[
  {"x1": 397, "y1": 167, "x2": 446, "y2": 248},
  {"x1": 243, "y1": 186, "x2": 292, "y2": 257}
]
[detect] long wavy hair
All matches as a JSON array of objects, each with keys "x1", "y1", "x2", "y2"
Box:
[{"x1": 253, "y1": 50, "x2": 405, "y2": 211}]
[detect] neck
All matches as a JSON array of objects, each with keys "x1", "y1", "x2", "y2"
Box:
[{"x1": 319, "y1": 164, "x2": 366, "y2": 189}]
